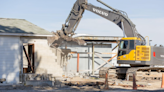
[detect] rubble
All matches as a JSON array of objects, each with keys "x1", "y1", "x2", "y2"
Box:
[{"x1": 62, "y1": 72, "x2": 91, "y2": 79}]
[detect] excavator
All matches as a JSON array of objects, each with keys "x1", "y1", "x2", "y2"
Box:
[{"x1": 48, "y1": 0, "x2": 164, "y2": 81}]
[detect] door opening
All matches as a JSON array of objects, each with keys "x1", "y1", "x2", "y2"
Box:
[{"x1": 23, "y1": 44, "x2": 35, "y2": 73}]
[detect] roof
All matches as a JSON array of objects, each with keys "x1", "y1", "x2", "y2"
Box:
[
  {"x1": 72, "y1": 34, "x2": 93, "y2": 38},
  {"x1": 0, "y1": 18, "x2": 52, "y2": 35}
]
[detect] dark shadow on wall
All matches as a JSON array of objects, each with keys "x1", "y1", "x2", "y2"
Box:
[
  {"x1": 22, "y1": 46, "x2": 42, "y2": 73},
  {"x1": 34, "y1": 51, "x2": 42, "y2": 73},
  {"x1": 0, "y1": 25, "x2": 34, "y2": 34}
]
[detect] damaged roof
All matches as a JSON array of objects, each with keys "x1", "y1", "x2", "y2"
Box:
[{"x1": 0, "y1": 18, "x2": 52, "y2": 35}]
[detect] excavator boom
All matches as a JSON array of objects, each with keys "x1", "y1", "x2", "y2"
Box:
[{"x1": 48, "y1": 0, "x2": 146, "y2": 47}]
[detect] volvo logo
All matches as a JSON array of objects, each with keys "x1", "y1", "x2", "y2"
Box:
[{"x1": 93, "y1": 8, "x2": 108, "y2": 17}]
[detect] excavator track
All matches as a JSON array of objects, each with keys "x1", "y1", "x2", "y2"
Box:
[
  {"x1": 126, "y1": 67, "x2": 164, "y2": 81},
  {"x1": 99, "y1": 67, "x2": 129, "y2": 79},
  {"x1": 99, "y1": 67, "x2": 164, "y2": 81}
]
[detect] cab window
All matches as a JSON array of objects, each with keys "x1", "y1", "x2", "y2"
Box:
[
  {"x1": 119, "y1": 40, "x2": 128, "y2": 49},
  {"x1": 118, "y1": 51, "x2": 126, "y2": 56},
  {"x1": 130, "y1": 40, "x2": 134, "y2": 49}
]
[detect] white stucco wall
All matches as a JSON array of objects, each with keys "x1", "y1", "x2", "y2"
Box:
[
  {"x1": 21, "y1": 37, "x2": 64, "y2": 77},
  {"x1": 0, "y1": 36, "x2": 21, "y2": 84}
]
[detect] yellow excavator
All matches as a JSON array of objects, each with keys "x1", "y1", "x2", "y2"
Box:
[{"x1": 49, "y1": 0, "x2": 164, "y2": 81}]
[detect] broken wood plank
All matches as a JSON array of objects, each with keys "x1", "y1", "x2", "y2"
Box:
[{"x1": 23, "y1": 46, "x2": 34, "y2": 73}]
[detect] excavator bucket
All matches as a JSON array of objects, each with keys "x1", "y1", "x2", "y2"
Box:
[{"x1": 47, "y1": 32, "x2": 86, "y2": 47}]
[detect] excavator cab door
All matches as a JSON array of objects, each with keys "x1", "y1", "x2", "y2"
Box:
[
  {"x1": 118, "y1": 40, "x2": 136, "y2": 61},
  {"x1": 118, "y1": 40, "x2": 129, "y2": 60}
]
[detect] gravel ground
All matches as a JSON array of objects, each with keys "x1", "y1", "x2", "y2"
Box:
[
  {"x1": 0, "y1": 77, "x2": 164, "y2": 92},
  {"x1": 0, "y1": 84, "x2": 164, "y2": 92}
]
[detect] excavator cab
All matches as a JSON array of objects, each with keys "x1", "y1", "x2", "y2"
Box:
[{"x1": 117, "y1": 37, "x2": 148, "y2": 65}]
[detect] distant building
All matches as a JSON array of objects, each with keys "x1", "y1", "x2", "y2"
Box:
[{"x1": 59, "y1": 36, "x2": 122, "y2": 74}]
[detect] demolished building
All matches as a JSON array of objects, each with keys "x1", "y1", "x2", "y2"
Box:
[{"x1": 0, "y1": 18, "x2": 65, "y2": 84}]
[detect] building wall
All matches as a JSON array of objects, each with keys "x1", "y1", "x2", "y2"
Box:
[
  {"x1": 0, "y1": 36, "x2": 21, "y2": 84},
  {"x1": 21, "y1": 37, "x2": 64, "y2": 77},
  {"x1": 111, "y1": 46, "x2": 118, "y2": 66},
  {"x1": 60, "y1": 42, "x2": 112, "y2": 74}
]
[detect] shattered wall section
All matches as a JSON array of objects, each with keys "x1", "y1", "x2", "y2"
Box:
[{"x1": 21, "y1": 37, "x2": 65, "y2": 77}]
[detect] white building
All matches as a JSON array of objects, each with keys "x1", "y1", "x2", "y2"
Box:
[{"x1": 0, "y1": 18, "x2": 65, "y2": 84}]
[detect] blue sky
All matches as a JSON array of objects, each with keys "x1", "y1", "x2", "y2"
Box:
[{"x1": 0, "y1": 0, "x2": 164, "y2": 45}]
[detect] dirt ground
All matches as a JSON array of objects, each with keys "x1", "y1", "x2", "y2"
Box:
[
  {"x1": 0, "y1": 84, "x2": 164, "y2": 92},
  {"x1": 1, "y1": 77, "x2": 164, "y2": 92}
]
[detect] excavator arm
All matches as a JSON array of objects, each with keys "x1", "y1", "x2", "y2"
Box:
[{"x1": 50, "y1": 0, "x2": 146, "y2": 46}]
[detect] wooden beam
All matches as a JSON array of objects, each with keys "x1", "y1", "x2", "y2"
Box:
[
  {"x1": 95, "y1": 54, "x2": 117, "y2": 71},
  {"x1": 92, "y1": 43, "x2": 95, "y2": 75},
  {"x1": 95, "y1": 52, "x2": 117, "y2": 54},
  {"x1": 70, "y1": 52, "x2": 117, "y2": 55},
  {"x1": 77, "y1": 53, "x2": 79, "y2": 73},
  {"x1": 112, "y1": 42, "x2": 120, "y2": 51},
  {"x1": 107, "y1": 54, "x2": 117, "y2": 62},
  {"x1": 23, "y1": 46, "x2": 34, "y2": 73},
  {"x1": 94, "y1": 53, "x2": 113, "y2": 67}
]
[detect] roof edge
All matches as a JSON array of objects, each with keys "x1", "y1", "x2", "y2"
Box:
[{"x1": 75, "y1": 36, "x2": 123, "y2": 41}]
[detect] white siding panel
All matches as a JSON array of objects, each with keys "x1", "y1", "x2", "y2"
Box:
[{"x1": 0, "y1": 36, "x2": 20, "y2": 84}]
